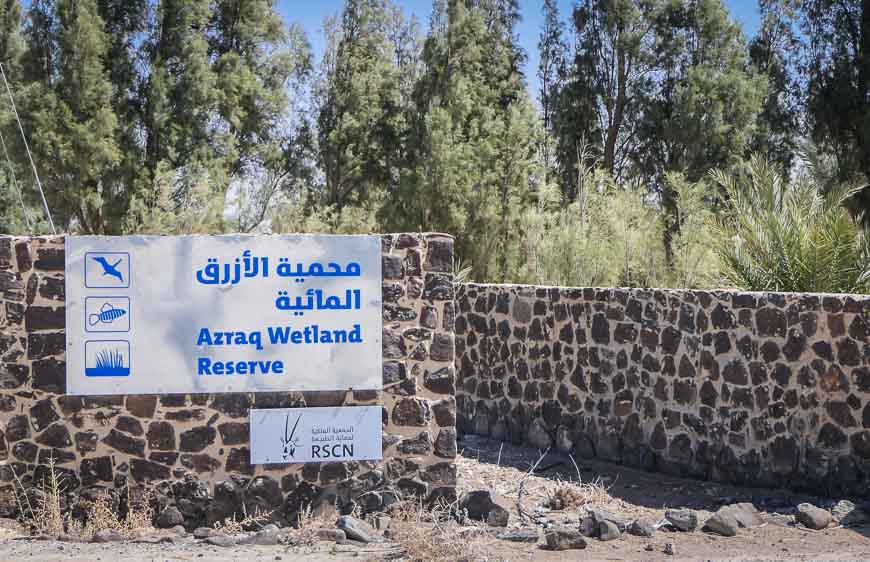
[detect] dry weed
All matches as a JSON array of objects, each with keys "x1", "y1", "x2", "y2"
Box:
[
  {"x1": 14, "y1": 461, "x2": 156, "y2": 540},
  {"x1": 544, "y1": 476, "x2": 612, "y2": 510},
  {"x1": 13, "y1": 459, "x2": 65, "y2": 537},
  {"x1": 389, "y1": 499, "x2": 490, "y2": 562},
  {"x1": 285, "y1": 504, "x2": 328, "y2": 547},
  {"x1": 213, "y1": 507, "x2": 273, "y2": 535}
]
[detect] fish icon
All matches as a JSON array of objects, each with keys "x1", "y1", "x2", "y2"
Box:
[
  {"x1": 88, "y1": 302, "x2": 127, "y2": 326},
  {"x1": 92, "y1": 256, "x2": 124, "y2": 283}
]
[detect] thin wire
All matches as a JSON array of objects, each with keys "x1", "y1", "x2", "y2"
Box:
[
  {"x1": 0, "y1": 126, "x2": 33, "y2": 229},
  {"x1": 0, "y1": 62, "x2": 56, "y2": 234}
]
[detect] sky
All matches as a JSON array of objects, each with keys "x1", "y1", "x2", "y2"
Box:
[{"x1": 278, "y1": 0, "x2": 763, "y2": 96}]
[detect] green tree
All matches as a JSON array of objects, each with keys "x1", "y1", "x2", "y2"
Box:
[
  {"x1": 537, "y1": 0, "x2": 567, "y2": 135},
  {"x1": 315, "y1": 0, "x2": 418, "y2": 215},
  {"x1": 798, "y1": 0, "x2": 870, "y2": 217},
  {"x1": 570, "y1": 0, "x2": 659, "y2": 178},
  {"x1": 712, "y1": 155, "x2": 870, "y2": 293},
  {"x1": 636, "y1": 0, "x2": 765, "y2": 261},
  {"x1": 19, "y1": 0, "x2": 121, "y2": 232},
  {"x1": 747, "y1": 0, "x2": 800, "y2": 174},
  {"x1": 0, "y1": 0, "x2": 39, "y2": 233},
  {"x1": 405, "y1": 0, "x2": 539, "y2": 281}
]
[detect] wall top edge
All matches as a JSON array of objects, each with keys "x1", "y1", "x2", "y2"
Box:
[
  {"x1": 459, "y1": 282, "x2": 870, "y2": 301},
  {"x1": 0, "y1": 232, "x2": 455, "y2": 241}
]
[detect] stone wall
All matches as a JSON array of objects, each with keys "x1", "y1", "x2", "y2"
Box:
[
  {"x1": 0, "y1": 233, "x2": 456, "y2": 527},
  {"x1": 455, "y1": 284, "x2": 870, "y2": 497}
]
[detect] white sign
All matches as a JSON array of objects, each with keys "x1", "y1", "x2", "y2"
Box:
[
  {"x1": 250, "y1": 406, "x2": 382, "y2": 464},
  {"x1": 65, "y1": 235, "x2": 383, "y2": 395}
]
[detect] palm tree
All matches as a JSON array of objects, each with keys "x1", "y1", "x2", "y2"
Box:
[{"x1": 710, "y1": 155, "x2": 870, "y2": 294}]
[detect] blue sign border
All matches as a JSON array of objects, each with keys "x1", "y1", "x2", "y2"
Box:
[
  {"x1": 84, "y1": 340, "x2": 131, "y2": 377},
  {"x1": 84, "y1": 252, "x2": 131, "y2": 288},
  {"x1": 84, "y1": 296, "x2": 131, "y2": 333}
]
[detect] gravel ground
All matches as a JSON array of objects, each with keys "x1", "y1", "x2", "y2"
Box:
[{"x1": 1, "y1": 435, "x2": 869, "y2": 561}]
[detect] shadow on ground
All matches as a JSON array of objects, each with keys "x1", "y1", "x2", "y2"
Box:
[{"x1": 457, "y1": 432, "x2": 870, "y2": 542}]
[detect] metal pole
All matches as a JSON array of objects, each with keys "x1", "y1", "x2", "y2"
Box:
[{"x1": 0, "y1": 62, "x2": 56, "y2": 234}]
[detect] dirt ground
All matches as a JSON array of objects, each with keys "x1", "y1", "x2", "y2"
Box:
[{"x1": 1, "y1": 434, "x2": 869, "y2": 561}]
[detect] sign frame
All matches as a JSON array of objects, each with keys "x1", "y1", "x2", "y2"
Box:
[{"x1": 64, "y1": 235, "x2": 383, "y2": 395}]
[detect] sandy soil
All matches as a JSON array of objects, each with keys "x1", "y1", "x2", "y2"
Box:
[
  {"x1": 452, "y1": 434, "x2": 870, "y2": 561},
  {"x1": 1, "y1": 435, "x2": 869, "y2": 561}
]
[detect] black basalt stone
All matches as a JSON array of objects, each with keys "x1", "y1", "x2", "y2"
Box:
[
  {"x1": 116, "y1": 415, "x2": 143, "y2": 436},
  {"x1": 722, "y1": 359, "x2": 748, "y2": 385},
  {"x1": 424, "y1": 237, "x2": 453, "y2": 273},
  {"x1": 383, "y1": 329, "x2": 406, "y2": 359},
  {"x1": 661, "y1": 326, "x2": 681, "y2": 354},
  {"x1": 678, "y1": 304, "x2": 696, "y2": 333},
  {"x1": 700, "y1": 380, "x2": 718, "y2": 407},
  {"x1": 673, "y1": 380, "x2": 696, "y2": 405},
  {"x1": 781, "y1": 330, "x2": 806, "y2": 361},
  {"x1": 24, "y1": 306, "x2": 64, "y2": 331},
  {"x1": 677, "y1": 355, "x2": 695, "y2": 378},
  {"x1": 851, "y1": 431, "x2": 870, "y2": 459},
  {"x1": 423, "y1": 273, "x2": 453, "y2": 301},
  {"x1": 826, "y1": 401, "x2": 856, "y2": 427},
  {"x1": 837, "y1": 338, "x2": 861, "y2": 366},
  {"x1": 147, "y1": 422, "x2": 176, "y2": 451},
  {"x1": 31, "y1": 357, "x2": 65, "y2": 393},
  {"x1": 225, "y1": 447, "x2": 254, "y2": 475},
  {"x1": 397, "y1": 432, "x2": 433, "y2": 455},
  {"x1": 382, "y1": 255, "x2": 403, "y2": 279},
  {"x1": 218, "y1": 422, "x2": 249, "y2": 446},
  {"x1": 210, "y1": 394, "x2": 250, "y2": 418},
  {"x1": 711, "y1": 303, "x2": 734, "y2": 329},
  {"x1": 430, "y1": 333, "x2": 454, "y2": 362},
  {"x1": 74, "y1": 431, "x2": 98, "y2": 453},
  {"x1": 392, "y1": 398, "x2": 431, "y2": 427},
  {"x1": 614, "y1": 323, "x2": 637, "y2": 344},
  {"x1": 38, "y1": 277, "x2": 64, "y2": 301},
  {"x1": 423, "y1": 367, "x2": 455, "y2": 395},
  {"x1": 817, "y1": 423, "x2": 847, "y2": 449},
  {"x1": 103, "y1": 429, "x2": 145, "y2": 457},
  {"x1": 591, "y1": 314, "x2": 610, "y2": 344},
  {"x1": 12, "y1": 441, "x2": 37, "y2": 462},
  {"x1": 179, "y1": 426, "x2": 217, "y2": 452},
  {"x1": 435, "y1": 428, "x2": 457, "y2": 458},
  {"x1": 30, "y1": 399, "x2": 59, "y2": 432},
  {"x1": 384, "y1": 303, "x2": 416, "y2": 321},
  {"x1": 756, "y1": 308, "x2": 786, "y2": 337},
  {"x1": 27, "y1": 332, "x2": 64, "y2": 360},
  {"x1": 80, "y1": 456, "x2": 114, "y2": 484},
  {"x1": 130, "y1": 458, "x2": 170, "y2": 483},
  {"x1": 33, "y1": 247, "x2": 64, "y2": 270}
]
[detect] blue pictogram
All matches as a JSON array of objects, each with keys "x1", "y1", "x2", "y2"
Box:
[
  {"x1": 85, "y1": 297, "x2": 130, "y2": 333},
  {"x1": 85, "y1": 252, "x2": 130, "y2": 288},
  {"x1": 85, "y1": 340, "x2": 130, "y2": 377}
]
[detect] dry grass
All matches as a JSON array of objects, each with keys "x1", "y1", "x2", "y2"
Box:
[
  {"x1": 14, "y1": 460, "x2": 155, "y2": 540},
  {"x1": 13, "y1": 459, "x2": 64, "y2": 536},
  {"x1": 286, "y1": 504, "x2": 328, "y2": 547},
  {"x1": 213, "y1": 507, "x2": 273, "y2": 535},
  {"x1": 544, "y1": 476, "x2": 613, "y2": 511},
  {"x1": 389, "y1": 498, "x2": 491, "y2": 562}
]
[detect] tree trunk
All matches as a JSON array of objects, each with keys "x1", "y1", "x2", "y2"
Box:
[{"x1": 603, "y1": 33, "x2": 627, "y2": 176}]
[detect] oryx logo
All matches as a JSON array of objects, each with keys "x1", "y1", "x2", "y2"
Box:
[{"x1": 281, "y1": 413, "x2": 302, "y2": 460}]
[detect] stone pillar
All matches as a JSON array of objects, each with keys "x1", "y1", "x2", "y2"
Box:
[{"x1": 0, "y1": 233, "x2": 456, "y2": 525}]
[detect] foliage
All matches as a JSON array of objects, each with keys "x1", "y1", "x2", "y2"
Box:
[
  {"x1": 0, "y1": 0, "x2": 867, "y2": 295},
  {"x1": 711, "y1": 155, "x2": 870, "y2": 293},
  {"x1": 519, "y1": 154, "x2": 669, "y2": 288},
  {"x1": 797, "y1": 0, "x2": 870, "y2": 217}
]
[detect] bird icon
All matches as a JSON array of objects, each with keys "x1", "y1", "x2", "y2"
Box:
[{"x1": 92, "y1": 256, "x2": 124, "y2": 283}]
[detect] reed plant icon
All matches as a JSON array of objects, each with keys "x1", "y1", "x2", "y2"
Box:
[{"x1": 85, "y1": 341, "x2": 130, "y2": 377}]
